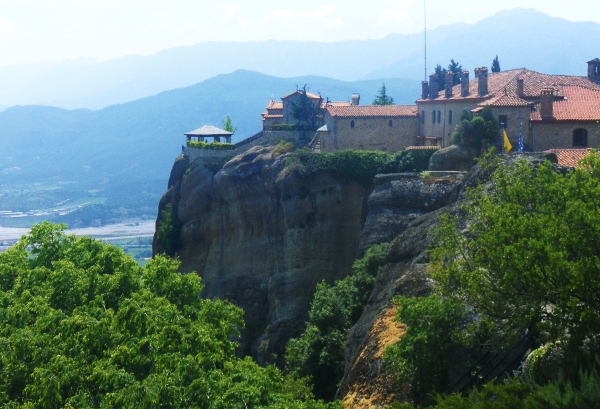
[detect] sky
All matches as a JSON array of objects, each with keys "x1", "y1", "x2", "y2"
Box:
[{"x1": 0, "y1": 0, "x2": 599, "y2": 67}]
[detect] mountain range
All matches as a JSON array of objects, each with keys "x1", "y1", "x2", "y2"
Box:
[
  {"x1": 1, "y1": 8, "x2": 599, "y2": 110},
  {"x1": 0, "y1": 70, "x2": 420, "y2": 225}
]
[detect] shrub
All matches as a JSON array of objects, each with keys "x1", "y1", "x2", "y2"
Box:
[
  {"x1": 155, "y1": 203, "x2": 181, "y2": 256},
  {"x1": 186, "y1": 140, "x2": 235, "y2": 150},
  {"x1": 286, "y1": 149, "x2": 390, "y2": 186},
  {"x1": 285, "y1": 243, "x2": 388, "y2": 400},
  {"x1": 272, "y1": 139, "x2": 297, "y2": 158}
]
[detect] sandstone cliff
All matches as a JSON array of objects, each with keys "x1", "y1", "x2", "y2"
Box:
[
  {"x1": 154, "y1": 146, "x2": 370, "y2": 365},
  {"x1": 156, "y1": 143, "x2": 559, "y2": 407}
]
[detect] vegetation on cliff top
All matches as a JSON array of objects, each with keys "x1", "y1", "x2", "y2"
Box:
[
  {"x1": 0, "y1": 222, "x2": 339, "y2": 408},
  {"x1": 286, "y1": 148, "x2": 436, "y2": 186}
]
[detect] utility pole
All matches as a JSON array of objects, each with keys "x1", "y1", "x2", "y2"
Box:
[{"x1": 424, "y1": 0, "x2": 427, "y2": 81}]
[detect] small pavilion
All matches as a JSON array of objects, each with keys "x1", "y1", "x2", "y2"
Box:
[{"x1": 185, "y1": 125, "x2": 234, "y2": 144}]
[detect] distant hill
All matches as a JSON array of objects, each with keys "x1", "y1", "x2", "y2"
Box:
[
  {"x1": 1, "y1": 8, "x2": 599, "y2": 110},
  {"x1": 0, "y1": 70, "x2": 420, "y2": 226},
  {"x1": 365, "y1": 8, "x2": 600, "y2": 79}
]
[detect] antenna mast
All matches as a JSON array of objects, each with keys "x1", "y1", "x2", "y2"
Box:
[{"x1": 424, "y1": 0, "x2": 427, "y2": 81}]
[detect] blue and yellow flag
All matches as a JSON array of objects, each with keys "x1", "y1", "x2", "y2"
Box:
[{"x1": 503, "y1": 129, "x2": 512, "y2": 153}]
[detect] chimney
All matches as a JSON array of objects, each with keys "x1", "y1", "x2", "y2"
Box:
[
  {"x1": 351, "y1": 93, "x2": 360, "y2": 106},
  {"x1": 429, "y1": 73, "x2": 438, "y2": 100},
  {"x1": 517, "y1": 77, "x2": 525, "y2": 97},
  {"x1": 445, "y1": 71, "x2": 454, "y2": 98},
  {"x1": 588, "y1": 58, "x2": 600, "y2": 83},
  {"x1": 461, "y1": 71, "x2": 470, "y2": 97},
  {"x1": 540, "y1": 87, "x2": 554, "y2": 119},
  {"x1": 477, "y1": 67, "x2": 489, "y2": 96},
  {"x1": 421, "y1": 81, "x2": 429, "y2": 99}
]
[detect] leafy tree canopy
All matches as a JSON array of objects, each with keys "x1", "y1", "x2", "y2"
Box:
[
  {"x1": 0, "y1": 222, "x2": 339, "y2": 409},
  {"x1": 372, "y1": 83, "x2": 395, "y2": 105},
  {"x1": 434, "y1": 60, "x2": 463, "y2": 91},
  {"x1": 222, "y1": 115, "x2": 238, "y2": 133},
  {"x1": 432, "y1": 152, "x2": 600, "y2": 357},
  {"x1": 451, "y1": 105, "x2": 499, "y2": 146}
]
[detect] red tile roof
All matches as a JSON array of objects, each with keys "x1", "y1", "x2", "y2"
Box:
[
  {"x1": 531, "y1": 86, "x2": 600, "y2": 121},
  {"x1": 281, "y1": 90, "x2": 322, "y2": 100},
  {"x1": 326, "y1": 105, "x2": 418, "y2": 118},
  {"x1": 266, "y1": 100, "x2": 283, "y2": 110},
  {"x1": 324, "y1": 101, "x2": 353, "y2": 107},
  {"x1": 419, "y1": 68, "x2": 600, "y2": 104},
  {"x1": 544, "y1": 148, "x2": 592, "y2": 167},
  {"x1": 480, "y1": 94, "x2": 533, "y2": 107}
]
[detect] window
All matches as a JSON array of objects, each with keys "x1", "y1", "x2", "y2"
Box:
[
  {"x1": 437, "y1": 110, "x2": 441, "y2": 123},
  {"x1": 499, "y1": 115, "x2": 508, "y2": 129},
  {"x1": 351, "y1": 120, "x2": 355, "y2": 128},
  {"x1": 449, "y1": 110, "x2": 453, "y2": 124},
  {"x1": 389, "y1": 120, "x2": 393, "y2": 127},
  {"x1": 421, "y1": 111, "x2": 425, "y2": 124},
  {"x1": 573, "y1": 128, "x2": 588, "y2": 147},
  {"x1": 432, "y1": 111, "x2": 436, "y2": 124}
]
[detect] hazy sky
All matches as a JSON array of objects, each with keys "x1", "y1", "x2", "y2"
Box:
[{"x1": 1, "y1": 0, "x2": 599, "y2": 66}]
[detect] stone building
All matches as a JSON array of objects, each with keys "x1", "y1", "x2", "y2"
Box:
[
  {"x1": 317, "y1": 105, "x2": 419, "y2": 152},
  {"x1": 418, "y1": 59, "x2": 600, "y2": 151},
  {"x1": 260, "y1": 59, "x2": 600, "y2": 153}
]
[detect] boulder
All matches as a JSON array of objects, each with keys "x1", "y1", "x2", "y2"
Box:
[{"x1": 428, "y1": 144, "x2": 480, "y2": 171}]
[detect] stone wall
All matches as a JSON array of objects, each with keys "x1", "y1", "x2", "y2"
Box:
[
  {"x1": 418, "y1": 100, "x2": 479, "y2": 145},
  {"x1": 320, "y1": 116, "x2": 419, "y2": 153},
  {"x1": 531, "y1": 121, "x2": 600, "y2": 151}
]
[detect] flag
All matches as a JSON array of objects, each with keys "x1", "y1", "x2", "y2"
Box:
[
  {"x1": 503, "y1": 129, "x2": 512, "y2": 153},
  {"x1": 518, "y1": 125, "x2": 524, "y2": 152}
]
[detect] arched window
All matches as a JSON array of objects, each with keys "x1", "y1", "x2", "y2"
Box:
[
  {"x1": 573, "y1": 128, "x2": 588, "y2": 147},
  {"x1": 389, "y1": 120, "x2": 393, "y2": 127},
  {"x1": 351, "y1": 120, "x2": 355, "y2": 128},
  {"x1": 437, "y1": 110, "x2": 441, "y2": 123},
  {"x1": 432, "y1": 111, "x2": 436, "y2": 124},
  {"x1": 449, "y1": 110, "x2": 453, "y2": 124}
]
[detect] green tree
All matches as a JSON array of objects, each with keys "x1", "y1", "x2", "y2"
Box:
[
  {"x1": 434, "y1": 64, "x2": 447, "y2": 91},
  {"x1": 0, "y1": 222, "x2": 339, "y2": 409},
  {"x1": 432, "y1": 152, "x2": 600, "y2": 360},
  {"x1": 385, "y1": 295, "x2": 465, "y2": 404},
  {"x1": 372, "y1": 83, "x2": 395, "y2": 105},
  {"x1": 285, "y1": 243, "x2": 388, "y2": 400},
  {"x1": 154, "y1": 202, "x2": 181, "y2": 257},
  {"x1": 492, "y1": 55, "x2": 501, "y2": 73},
  {"x1": 447, "y1": 59, "x2": 463, "y2": 86},
  {"x1": 222, "y1": 115, "x2": 238, "y2": 133},
  {"x1": 452, "y1": 106, "x2": 499, "y2": 146},
  {"x1": 291, "y1": 85, "x2": 325, "y2": 131}
]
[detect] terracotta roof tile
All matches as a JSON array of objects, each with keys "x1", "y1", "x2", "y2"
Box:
[
  {"x1": 418, "y1": 69, "x2": 600, "y2": 104},
  {"x1": 544, "y1": 148, "x2": 592, "y2": 167},
  {"x1": 480, "y1": 94, "x2": 533, "y2": 107},
  {"x1": 326, "y1": 105, "x2": 418, "y2": 118},
  {"x1": 531, "y1": 86, "x2": 600, "y2": 121},
  {"x1": 324, "y1": 101, "x2": 353, "y2": 107},
  {"x1": 266, "y1": 100, "x2": 283, "y2": 109},
  {"x1": 281, "y1": 90, "x2": 322, "y2": 100}
]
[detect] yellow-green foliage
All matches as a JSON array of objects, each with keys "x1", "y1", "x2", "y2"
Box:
[
  {"x1": 272, "y1": 139, "x2": 296, "y2": 158},
  {"x1": 186, "y1": 140, "x2": 235, "y2": 150}
]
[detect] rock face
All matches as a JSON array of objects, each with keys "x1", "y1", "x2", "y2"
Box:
[
  {"x1": 337, "y1": 152, "x2": 565, "y2": 407},
  {"x1": 428, "y1": 144, "x2": 480, "y2": 171},
  {"x1": 155, "y1": 146, "x2": 370, "y2": 365}
]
